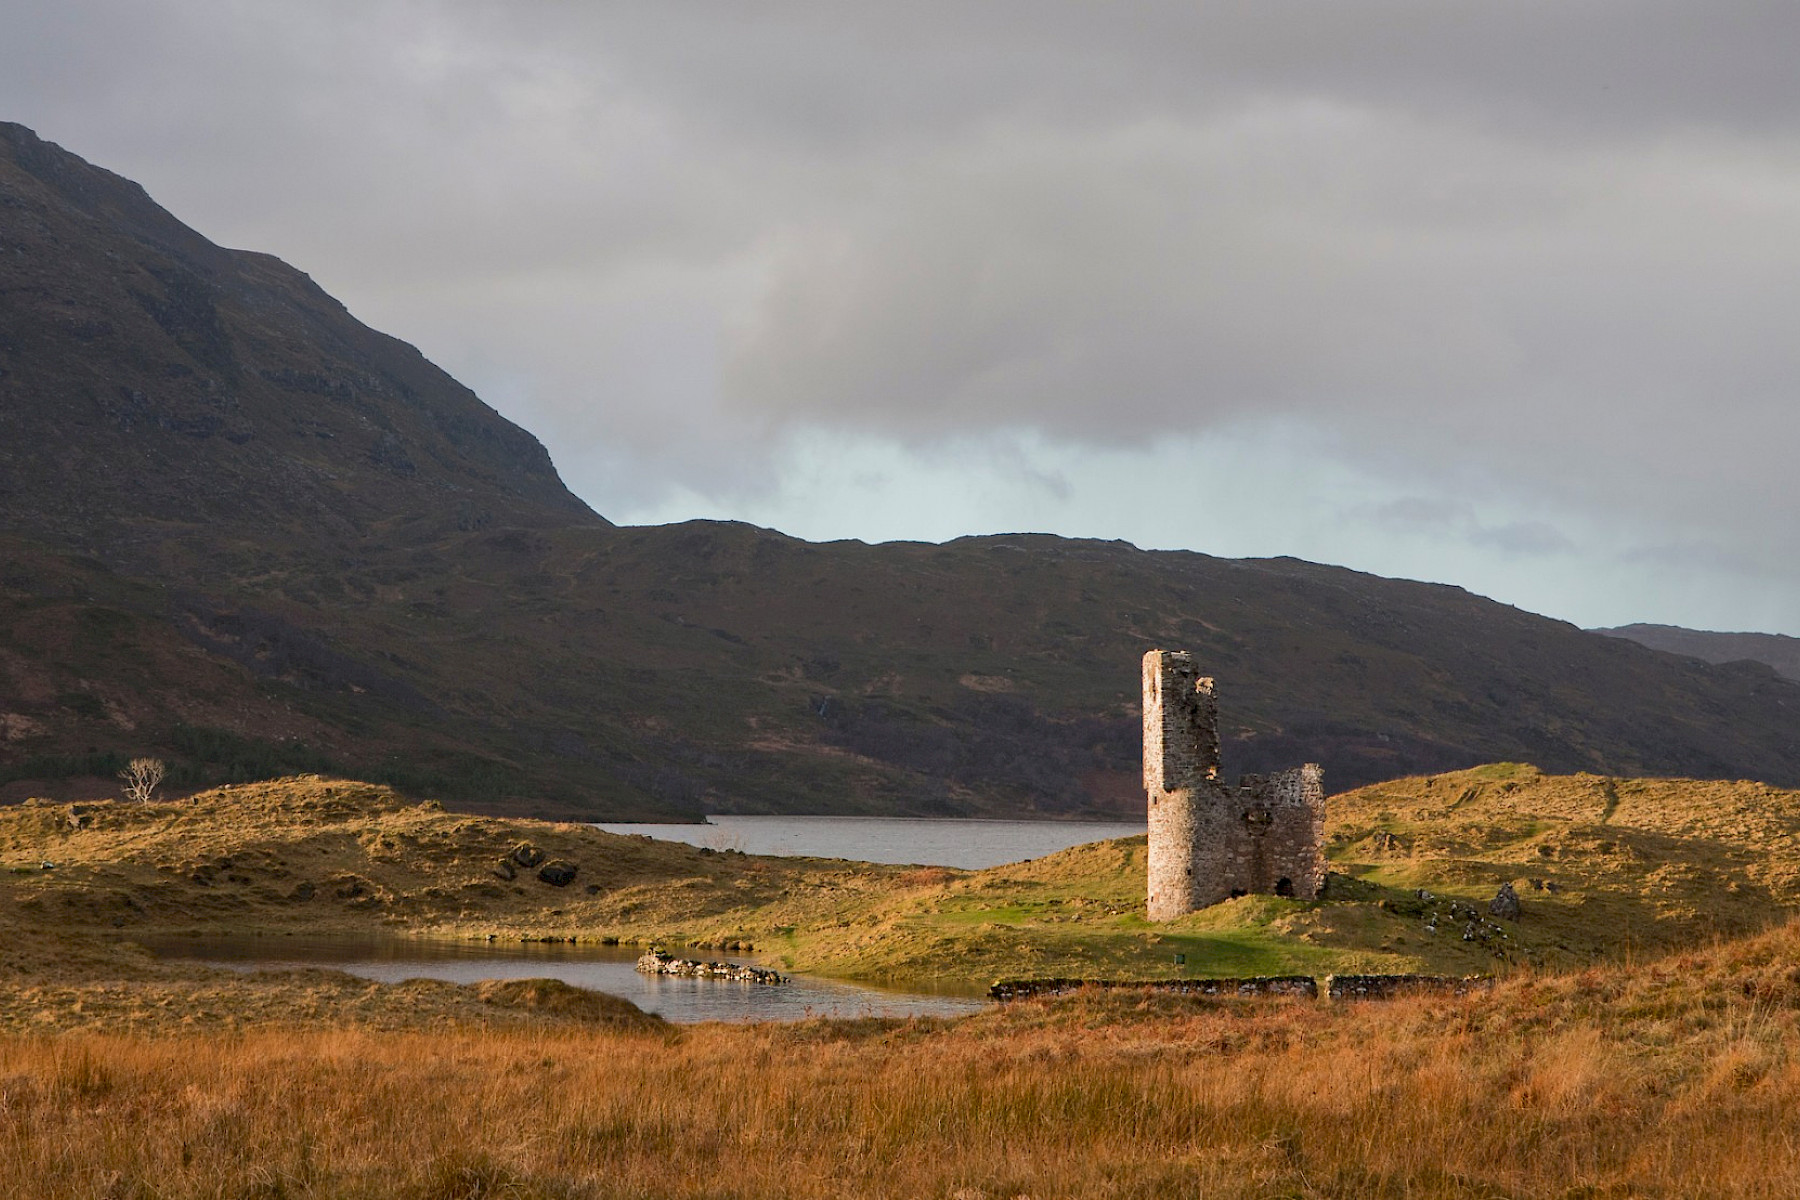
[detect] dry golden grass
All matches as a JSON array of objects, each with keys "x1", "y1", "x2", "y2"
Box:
[
  {"x1": 0, "y1": 775, "x2": 920, "y2": 950},
  {"x1": 7, "y1": 920, "x2": 1800, "y2": 1198},
  {"x1": 9, "y1": 769, "x2": 1800, "y2": 1195},
  {"x1": 1325, "y1": 763, "x2": 1800, "y2": 964},
  {"x1": 13, "y1": 765, "x2": 1800, "y2": 989}
]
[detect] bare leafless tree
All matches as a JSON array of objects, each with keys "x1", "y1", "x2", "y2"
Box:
[{"x1": 119, "y1": 757, "x2": 166, "y2": 804}]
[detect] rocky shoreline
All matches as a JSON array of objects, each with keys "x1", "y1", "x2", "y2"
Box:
[{"x1": 635, "y1": 949, "x2": 786, "y2": 985}]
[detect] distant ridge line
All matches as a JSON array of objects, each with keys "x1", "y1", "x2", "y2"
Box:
[{"x1": 1596, "y1": 624, "x2": 1800, "y2": 682}]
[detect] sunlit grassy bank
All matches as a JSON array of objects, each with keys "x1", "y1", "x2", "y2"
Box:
[
  {"x1": 10, "y1": 920, "x2": 1800, "y2": 1198},
  {"x1": 7, "y1": 765, "x2": 1800, "y2": 993}
]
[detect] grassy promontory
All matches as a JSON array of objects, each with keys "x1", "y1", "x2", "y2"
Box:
[{"x1": 6, "y1": 762, "x2": 1800, "y2": 1010}]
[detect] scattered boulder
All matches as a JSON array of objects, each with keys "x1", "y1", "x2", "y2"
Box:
[
  {"x1": 289, "y1": 881, "x2": 316, "y2": 902},
  {"x1": 511, "y1": 843, "x2": 545, "y2": 868},
  {"x1": 537, "y1": 860, "x2": 578, "y2": 888},
  {"x1": 1489, "y1": 881, "x2": 1522, "y2": 921},
  {"x1": 492, "y1": 858, "x2": 516, "y2": 882}
]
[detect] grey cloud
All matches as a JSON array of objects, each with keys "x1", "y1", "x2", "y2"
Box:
[
  {"x1": 4, "y1": 1, "x2": 1800, "y2": 628},
  {"x1": 1358, "y1": 498, "x2": 1573, "y2": 559},
  {"x1": 1364, "y1": 498, "x2": 1476, "y2": 534},
  {"x1": 1617, "y1": 541, "x2": 1769, "y2": 576},
  {"x1": 545, "y1": 3, "x2": 1800, "y2": 147},
  {"x1": 1470, "y1": 522, "x2": 1575, "y2": 558}
]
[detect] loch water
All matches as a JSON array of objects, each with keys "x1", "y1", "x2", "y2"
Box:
[
  {"x1": 592, "y1": 813, "x2": 1146, "y2": 869},
  {"x1": 148, "y1": 936, "x2": 989, "y2": 1023},
  {"x1": 150, "y1": 817, "x2": 1144, "y2": 1022}
]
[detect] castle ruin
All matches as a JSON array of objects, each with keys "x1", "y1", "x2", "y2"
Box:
[{"x1": 1144, "y1": 649, "x2": 1325, "y2": 920}]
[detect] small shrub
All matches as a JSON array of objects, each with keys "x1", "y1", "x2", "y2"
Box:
[{"x1": 118, "y1": 757, "x2": 165, "y2": 803}]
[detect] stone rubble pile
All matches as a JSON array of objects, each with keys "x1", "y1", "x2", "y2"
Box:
[{"x1": 635, "y1": 949, "x2": 786, "y2": 985}]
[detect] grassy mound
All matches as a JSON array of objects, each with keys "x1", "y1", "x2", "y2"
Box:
[
  {"x1": 8, "y1": 764, "x2": 1800, "y2": 994},
  {"x1": 0, "y1": 774, "x2": 908, "y2": 942},
  {"x1": 750, "y1": 762, "x2": 1800, "y2": 982}
]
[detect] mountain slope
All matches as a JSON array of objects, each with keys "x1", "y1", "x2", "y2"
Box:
[
  {"x1": 1596, "y1": 623, "x2": 1800, "y2": 683},
  {"x1": 5, "y1": 121, "x2": 1800, "y2": 819},
  {"x1": 0, "y1": 121, "x2": 597, "y2": 577}
]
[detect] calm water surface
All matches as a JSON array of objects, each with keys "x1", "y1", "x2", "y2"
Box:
[
  {"x1": 147, "y1": 819, "x2": 1135, "y2": 1021},
  {"x1": 593, "y1": 814, "x2": 1146, "y2": 869},
  {"x1": 147, "y1": 936, "x2": 989, "y2": 1024}
]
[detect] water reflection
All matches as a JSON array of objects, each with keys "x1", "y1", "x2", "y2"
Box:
[{"x1": 145, "y1": 935, "x2": 989, "y2": 1024}]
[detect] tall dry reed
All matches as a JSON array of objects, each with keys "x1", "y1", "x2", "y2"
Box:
[{"x1": 5, "y1": 953, "x2": 1800, "y2": 1200}]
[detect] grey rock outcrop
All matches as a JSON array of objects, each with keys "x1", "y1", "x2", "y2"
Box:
[
  {"x1": 1489, "y1": 881, "x2": 1522, "y2": 921},
  {"x1": 537, "y1": 860, "x2": 578, "y2": 887}
]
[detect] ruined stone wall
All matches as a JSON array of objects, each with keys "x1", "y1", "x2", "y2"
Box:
[
  {"x1": 1142, "y1": 650, "x2": 1215, "y2": 793},
  {"x1": 1324, "y1": 974, "x2": 1494, "y2": 1001},
  {"x1": 1144, "y1": 650, "x2": 1326, "y2": 919},
  {"x1": 1246, "y1": 764, "x2": 1326, "y2": 899},
  {"x1": 990, "y1": 975, "x2": 1318, "y2": 1002},
  {"x1": 989, "y1": 974, "x2": 1493, "y2": 1003}
]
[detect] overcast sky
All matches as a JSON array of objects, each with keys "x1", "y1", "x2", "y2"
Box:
[{"x1": 7, "y1": 2, "x2": 1800, "y2": 634}]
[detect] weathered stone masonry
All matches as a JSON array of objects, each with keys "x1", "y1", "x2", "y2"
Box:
[{"x1": 1144, "y1": 650, "x2": 1325, "y2": 920}]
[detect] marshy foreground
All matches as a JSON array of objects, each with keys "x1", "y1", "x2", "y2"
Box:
[
  {"x1": 7, "y1": 767, "x2": 1800, "y2": 1196},
  {"x1": 9, "y1": 932, "x2": 1800, "y2": 1199}
]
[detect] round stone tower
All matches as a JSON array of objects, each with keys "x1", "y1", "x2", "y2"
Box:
[{"x1": 1144, "y1": 649, "x2": 1218, "y2": 922}]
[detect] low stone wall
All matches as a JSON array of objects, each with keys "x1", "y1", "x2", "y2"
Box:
[
  {"x1": 1325, "y1": 974, "x2": 1494, "y2": 1001},
  {"x1": 991, "y1": 973, "x2": 1494, "y2": 1003},
  {"x1": 635, "y1": 950, "x2": 785, "y2": 985},
  {"x1": 990, "y1": 976, "x2": 1318, "y2": 1002}
]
